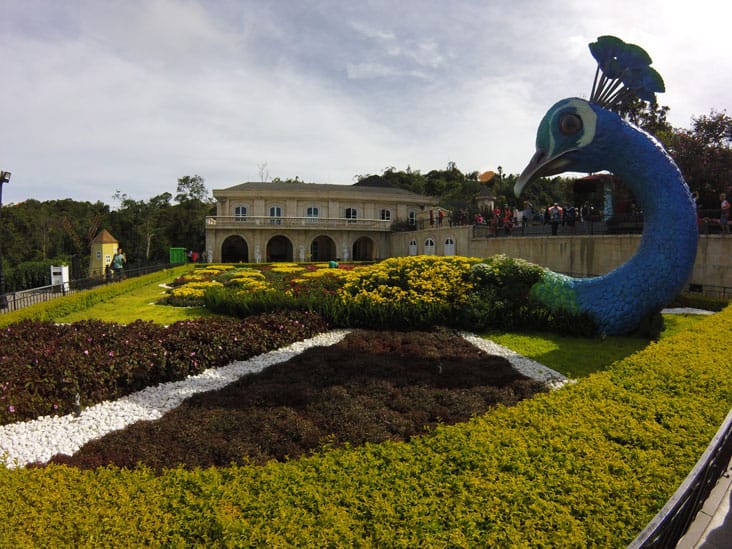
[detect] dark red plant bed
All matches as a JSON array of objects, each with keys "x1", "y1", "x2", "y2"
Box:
[{"x1": 47, "y1": 328, "x2": 547, "y2": 471}]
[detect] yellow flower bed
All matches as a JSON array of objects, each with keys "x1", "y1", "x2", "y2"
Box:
[
  {"x1": 338, "y1": 256, "x2": 480, "y2": 306},
  {"x1": 200, "y1": 264, "x2": 235, "y2": 270},
  {"x1": 233, "y1": 279, "x2": 274, "y2": 293},
  {"x1": 229, "y1": 270, "x2": 267, "y2": 280},
  {"x1": 270, "y1": 265, "x2": 306, "y2": 274},
  {"x1": 299, "y1": 269, "x2": 347, "y2": 280},
  {"x1": 170, "y1": 280, "x2": 224, "y2": 298},
  {"x1": 176, "y1": 274, "x2": 208, "y2": 284}
]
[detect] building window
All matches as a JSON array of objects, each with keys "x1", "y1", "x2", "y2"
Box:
[
  {"x1": 408, "y1": 239, "x2": 417, "y2": 256},
  {"x1": 306, "y1": 206, "x2": 319, "y2": 223},
  {"x1": 408, "y1": 211, "x2": 416, "y2": 226},
  {"x1": 234, "y1": 206, "x2": 247, "y2": 220},
  {"x1": 345, "y1": 207, "x2": 358, "y2": 223},
  {"x1": 424, "y1": 238, "x2": 435, "y2": 255},
  {"x1": 380, "y1": 209, "x2": 391, "y2": 221},
  {"x1": 269, "y1": 206, "x2": 282, "y2": 224}
]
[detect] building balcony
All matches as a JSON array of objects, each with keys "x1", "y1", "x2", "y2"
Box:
[{"x1": 205, "y1": 216, "x2": 393, "y2": 231}]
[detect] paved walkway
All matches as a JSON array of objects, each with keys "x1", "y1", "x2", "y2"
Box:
[{"x1": 676, "y1": 457, "x2": 732, "y2": 548}]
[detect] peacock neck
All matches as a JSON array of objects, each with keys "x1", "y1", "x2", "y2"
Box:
[
  {"x1": 568, "y1": 117, "x2": 698, "y2": 334},
  {"x1": 605, "y1": 119, "x2": 698, "y2": 261}
]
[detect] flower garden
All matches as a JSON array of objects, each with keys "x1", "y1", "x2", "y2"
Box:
[{"x1": 0, "y1": 256, "x2": 730, "y2": 546}]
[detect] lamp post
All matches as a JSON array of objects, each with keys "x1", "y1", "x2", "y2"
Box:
[{"x1": 0, "y1": 171, "x2": 10, "y2": 309}]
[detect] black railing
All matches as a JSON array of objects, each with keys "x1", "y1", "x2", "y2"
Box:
[
  {"x1": 629, "y1": 407, "x2": 732, "y2": 548},
  {"x1": 0, "y1": 262, "x2": 175, "y2": 314}
]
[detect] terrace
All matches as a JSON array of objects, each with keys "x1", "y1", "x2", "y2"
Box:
[{"x1": 205, "y1": 215, "x2": 393, "y2": 231}]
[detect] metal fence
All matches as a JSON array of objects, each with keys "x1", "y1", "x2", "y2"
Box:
[
  {"x1": 629, "y1": 407, "x2": 732, "y2": 548},
  {"x1": 0, "y1": 262, "x2": 175, "y2": 314},
  {"x1": 438, "y1": 211, "x2": 732, "y2": 238}
]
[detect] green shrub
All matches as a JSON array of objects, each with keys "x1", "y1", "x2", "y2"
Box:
[{"x1": 4, "y1": 259, "x2": 59, "y2": 292}]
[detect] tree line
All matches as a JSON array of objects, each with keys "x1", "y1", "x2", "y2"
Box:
[{"x1": 1, "y1": 175, "x2": 214, "y2": 292}]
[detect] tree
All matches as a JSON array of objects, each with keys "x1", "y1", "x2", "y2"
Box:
[
  {"x1": 175, "y1": 175, "x2": 209, "y2": 204},
  {"x1": 664, "y1": 110, "x2": 732, "y2": 205},
  {"x1": 617, "y1": 97, "x2": 673, "y2": 138},
  {"x1": 168, "y1": 175, "x2": 215, "y2": 254}
]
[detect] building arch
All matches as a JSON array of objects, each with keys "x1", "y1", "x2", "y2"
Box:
[
  {"x1": 352, "y1": 236, "x2": 374, "y2": 261},
  {"x1": 310, "y1": 235, "x2": 337, "y2": 261},
  {"x1": 408, "y1": 239, "x2": 418, "y2": 256},
  {"x1": 266, "y1": 235, "x2": 294, "y2": 262},
  {"x1": 221, "y1": 235, "x2": 249, "y2": 263},
  {"x1": 424, "y1": 237, "x2": 436, "y2": 255}
]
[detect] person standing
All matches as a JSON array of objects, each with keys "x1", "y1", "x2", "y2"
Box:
[
  {"x1": 549, "y1": 203, "x2": 562, "y2": 236},
  {"x1": 565, "y1": 204, "x2": 577, "y2": 234},
  {"x1": 720, "y1": 193, "x2": 730, "y2": 235},
  {"x1": 521, "y1": 201, "x2": 533, "y2": 234},
  {"x1": 112, "y1": 247, "x2": 126, "y2": 279}
]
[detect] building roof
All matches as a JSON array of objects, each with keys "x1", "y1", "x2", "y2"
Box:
[
  {"x1": 91, "y1": 229, "x2": 118, "y2": 244},
  {"x1": 215, "y1": 181, "x2": 433, "y2": 201}
]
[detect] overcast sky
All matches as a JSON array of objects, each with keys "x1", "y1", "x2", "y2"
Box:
[{"x1": 2, "y1": 0, "x2": 731, "y2": 204}]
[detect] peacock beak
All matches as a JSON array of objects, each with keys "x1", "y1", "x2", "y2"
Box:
[{"x1": 514, "y1": 148, "x2": 575, "y2": 197}]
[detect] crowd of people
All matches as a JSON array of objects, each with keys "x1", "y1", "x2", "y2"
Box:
[{"x1": 461, "y1": 202, "x2": 597, "y2": 236}]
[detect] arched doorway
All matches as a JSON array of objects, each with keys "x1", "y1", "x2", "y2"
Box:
[
  {"x1": 310, "y1": 235, "x2": 337, "y2": 261},
  {"x1": 267, "y1": 235, "x2": 293, "y2": 262},
  {"x1": 221, "y1": 235, "x2": 249, "y2": 262},
  {"x1": 352, "y1": 237, "x2": 374, "y2": 261},
  {"x1": 408, "y1": 239, "x2": 417, "y2": 256},
  {"x1": 444, "y1": 237, "x2": 456, "y2": 256}
]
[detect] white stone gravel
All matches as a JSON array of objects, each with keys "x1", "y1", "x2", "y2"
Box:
[
  {"x1": 661, "y1": 307, "x2": 715, "y2": 315},
  {"x1": 460, "y1": 333, "x2": 569, "y2": 390}
]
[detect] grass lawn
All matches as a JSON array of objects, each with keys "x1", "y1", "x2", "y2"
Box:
[
  {"x1": 54, "y1": 279, "x2": 221, "y2": 325},
  {"x1": 485, "y1": 313, "x2": 706, "y2": 378}
]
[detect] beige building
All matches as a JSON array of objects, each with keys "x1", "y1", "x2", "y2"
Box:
[{"x1": 205, "y1": 182, "x2": 437, "y2": 263}]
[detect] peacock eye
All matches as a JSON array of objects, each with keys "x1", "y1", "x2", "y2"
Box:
[{"x1": 559, "y1": 113, "x2": 583, "y2": 135}]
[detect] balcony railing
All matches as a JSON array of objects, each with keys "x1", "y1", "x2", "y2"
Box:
[{"x1": 206, "y1": 216, "x2": 392, "y2": 231}]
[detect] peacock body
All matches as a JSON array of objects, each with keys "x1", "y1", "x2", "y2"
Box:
[{"x1": 515, "y1": 38, "x2": 698, "y2": 335}]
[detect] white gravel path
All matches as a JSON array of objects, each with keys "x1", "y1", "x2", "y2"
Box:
[
  {"x1": 0, "y1": 309, "x2": 712, "y2": 469},
  {"x1": 460, "y1": 333, "x2": 569, "y2": 390}
]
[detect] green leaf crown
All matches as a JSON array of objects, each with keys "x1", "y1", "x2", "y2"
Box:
[{"x1": 589, "y1": 35, "x2": 665, "y2": 110}]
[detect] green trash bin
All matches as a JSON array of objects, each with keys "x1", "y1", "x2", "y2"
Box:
[{"x1": 169, "y1": 247, "x2": 187, "y2": 265}]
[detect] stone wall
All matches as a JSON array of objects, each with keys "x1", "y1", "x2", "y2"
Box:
[{"x1": 388, "y1": 227, "x2": 732, "y2": 291}]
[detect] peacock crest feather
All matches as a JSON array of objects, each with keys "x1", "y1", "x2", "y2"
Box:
[
  {"x1": 514, "y1": 35, "x2": 698, "y2": 336},
  {"x1": 588, "y1": 35, "x2": 665, "y2": 108}
]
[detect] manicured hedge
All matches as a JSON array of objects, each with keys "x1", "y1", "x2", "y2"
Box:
[{"x1": 0, "y1": 306, "x2": 730, "y2": 546}]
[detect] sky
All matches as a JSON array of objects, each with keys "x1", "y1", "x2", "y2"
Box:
[{"x1": 2, "y1": 0, "x2": 731, "y2": 205}]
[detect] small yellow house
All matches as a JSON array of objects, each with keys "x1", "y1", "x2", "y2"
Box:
[{"x1": 89, "y1": 229, "x2": 119, "y2": 278}]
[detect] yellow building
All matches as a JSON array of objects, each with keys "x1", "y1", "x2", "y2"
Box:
[{"x1": 89, "y1": 229, "x2": 119, "y2": 278}]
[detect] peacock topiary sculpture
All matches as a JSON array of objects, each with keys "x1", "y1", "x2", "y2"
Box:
[{"x1": 515, "y1": 35, "x2": 698, "y2": 335}]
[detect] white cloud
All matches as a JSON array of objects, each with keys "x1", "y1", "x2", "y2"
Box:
[{"x1": 1, "y1": 0, "x2": 730, "y2": 203}]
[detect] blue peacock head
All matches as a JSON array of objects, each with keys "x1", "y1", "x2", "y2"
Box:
[{"x1": 515, "y1": 35, "x2": 665, "y2": 196}]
